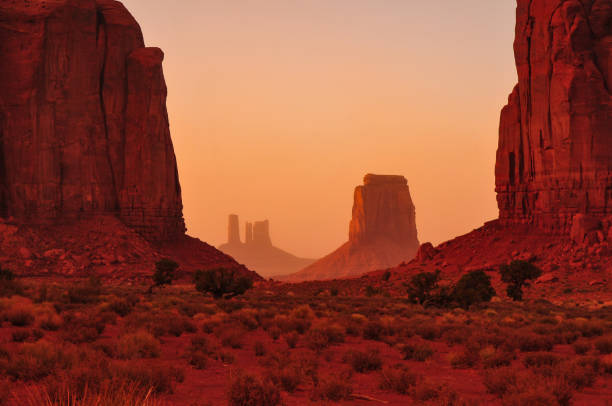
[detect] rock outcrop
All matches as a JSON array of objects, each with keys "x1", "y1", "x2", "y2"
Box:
[
  {"x1": 219, "y1": 216, "x2": 316, "y2": 278},
  {"x1": 495, "y1": 0, "x2": 612, "y2": 235},
  {"x1": 283, "y1": 174, "x2": 419, "y2": 281},
  {"x1": 0, "y1": 0, "x2": 184, "y2": 241}
]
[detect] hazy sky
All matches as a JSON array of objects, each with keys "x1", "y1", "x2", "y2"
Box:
[{"x1": 121, "y1": 0, "x2": 518, "y2": 258}]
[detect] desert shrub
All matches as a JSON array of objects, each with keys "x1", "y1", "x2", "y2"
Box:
[
  {"x1": 189, "y1": 350, "x2": 208, "y2": 370},
  {"x1": 594, "y1": 336, "x2": 612, "y2": 354},
  {"x1": 513, "y1": 331, "x2": 554, "y2": 352},
  {"x1": 66, "y1": 276, "x2": 102, "y2": 304},
  {"x1": 268, "y1": 326, "x2": 281, "y2": 341},
  {"x1": 194, "y1": 268, "x2": 253, "y2": 299},
  {"x1": 602, "y1": 354, "x2": 612, "y2": 374},
  {"x1": 452, "y1": 270, "x2": 495, "y2": 309},
  {"x1": 572, "y1": 341, "x2": 590, "y2": 355},
  {"x1": 61, "y1": 312, "x2": 107, "y2": 343},
  {"x1": 228, "y1": 372, "x2": 281, "y2": 406},
  {"x1": 415, "y1": 322, "x2": 443, "y2": 340},
  {"x1": 449, "y1": 347, "x2": 479, "y2": 369},
  {"x1": 126, "y1": 311, "x2": 195, "y2": 337},
  {"x1": 218, "y1": 351, "x2": 235, "y2": 364},
  {"x1": 254, "y1": 341, "x2": 267, "y2": 357},
  {"x1": 20, "y1": 381, "x2": 165, "y2": 406},
  {"x1": 6, "y1": 307, "x2": 35, "y2": 326},
  {"x1": 522, "y1": 352, "x2": 562, "y2": 368},
  {"x1": 406, "y1": 270, "x2": 441, "y2": 305},
  {"x1": 412, "y1": 380, "x2": 443, "y2": 402},
  {"x1": 480, "y1": 347, "x2": 514, "y2": 369},
  {"x1": 399, "y1": 343, "x2": 434, "y2": 361},
  {"x1": 114, "y1": 331, "x2": 161, "y2": 359},
  {"x1": 483, "y1": 367, "x2": 518, "y2": 396},
  {"x1": 149, "y1": 259, "x2": 179, "y2": 293},
  {"x1": 217, "y1": 325, "x2": 247, "y2": 349},
  {"x1": 343, "y1": 348, "x2": 383, "y2": 373},
  {"x1": 499, "y1": 260, "x2": 542, "y2": 301},
  {"x1": 306, "y1": 322, "x2": 345, "y2": 351},
  {"x1": 266, "y1": 365, "x2": 303, "y2": 393},
  {"x1": 0, "y1": 267, "x2": 22, "y2": 297},
  {"x1": 0, "y1": 341, "x2": 73, "y2": 381},
  {"x1": 313, "y1": 373, "x2": 353, "y2": 401},
  {"x1": 230, "y1": 308, "x2": 260, "y2": 331},
  {"x1": 11, "y1": 329, "x2": 31, "y2": 343},
  {"x1": 108, "y1": 297, "x2": 135, "y2": 317},
  {"x1": 285, "y1": 331, "x2": 299, "y2": 348},
  {"x1": 363, "y1": 320, "x2": 385, "y2": 341},
  {"x1": 38, "y1": 312, "x2": 62, "y2": 331},
  {"x1": 111, "y1": 363, "x2": 183, "y2": 394},
  {"x1": 379, "y1": 365, "x2": 418, "y2": 394}
]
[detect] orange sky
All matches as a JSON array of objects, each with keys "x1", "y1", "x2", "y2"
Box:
[{"x1": 121, "y1": 0, "x2": 518, "y2": 258}]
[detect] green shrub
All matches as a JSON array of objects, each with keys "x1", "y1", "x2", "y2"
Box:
[
  {"x1": 313, "y1": 373, "x2": 353, "y2": 401},
  {"x1": 452, "y1": 270, "x2": 495, "y2": 309},
  {"x1": 379, "y1": 365, "x2": 418, "y2": 394},
  {"x1": 228, "y1": 372, "x2": 281, "y2": 406},
  {"x1": 343, "y1": 348, "x2": 383, "y2": 373},
  {"x1": 399, "y1": 343, "x2": 434, "y2": 361},
  {"x1": 406, "y1": 270, "x2": 441, "y2": 305},
  {"x1": 149, "y1": 259, "x2": 179, "y2": 293},
  {"x1": 114, "y1": 331, "x2": 161, "y2": 359},
  {"x1": 194, "y1": 268, "x2": 253, "y2": 299},
  {"x1": 499, "y1": 260, "x2": 542, "y2": 301}
]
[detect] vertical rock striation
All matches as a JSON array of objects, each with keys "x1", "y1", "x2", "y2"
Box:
[
  {"x1": 0, "y1": 0, "x2": 184, "y2": 241},
  {"x1": 496, "y1": 0, "x2": 612, "y2": 233}
]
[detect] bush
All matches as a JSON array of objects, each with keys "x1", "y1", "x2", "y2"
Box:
[
  {"x1": 379, "y1": 365, "x2": 418, "y2": 394},
  {"x1": 285, "y1": 332, "x2": 299, "y2": 349},
  {"x1": 406, "y1": 270, "x2": 441, "y2": 305},
  {"x1": 228, "y1": 372, "x2": 281, "y2": 406},
  {"x1": 595, "y1": 337, "x2": 612, "y2": 354},
  {"x1": 306, "y1": 322, "x2": 345, "y2": 351},
  {"x1": 149, "y1": 259, "x2": 179, "y2": 293},
  {"x1": 499, "y1": 260, "x2": 542, "y2": 301},
  {"x1": 254, "y1": 342, "x2": 267, "y2": 357},
  {"x1": 343, "y1": 348, "x2": 383, "y2": 373},
  {"x1": 114, "y1": 331, "x2": 161, "y2": 359},
  {"x1": 0, "y1": 267, "x2": 21, "y2": 297},
  {"x1": 452, "y1": 270, "x2": 495, "y2": 309},
  {"x1": 399, "y1": 343, "x2": 434, "y2": 362},
  {"x1": 194, "y1": 268, "x2": 253, "y2": 299},
  {"x1": 572, "y1": 341, "x2": 590, "y2": 355},
  {"x1": 6, "y1": 307, "x2": 34, "y2": 327},
  {"x1": 313, "y1": 373, "x2": 353, "y2": 401},
  {"x1": 449, "y1": 348, "x2": 479, "y2": 369},
  {"x1": 111, "y1": 363, "x2": 184, "y2": 394},
  {"x1": 363, "y1": 321, "x2": 385, "y2": 341},
  {"x1": 513, "y1": 331, "x2": 554, "y2": 352},
  {"x1": 1, "y1": 341, "x2": 73, "y2": 381}
]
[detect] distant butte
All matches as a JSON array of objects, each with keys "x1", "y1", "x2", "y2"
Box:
[
  {"x1": 282, "y1": 174, "x2": 420, "y2": 281},
  {"x1": 218, "y1": 215, "x2": 316, "y2": 278}
]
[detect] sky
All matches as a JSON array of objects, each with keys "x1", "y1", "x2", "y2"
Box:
[{"x1": 121, "y1": 0, "x2": 518, "y2": 259}]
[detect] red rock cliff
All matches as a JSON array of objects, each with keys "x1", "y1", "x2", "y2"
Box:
[
  {"x1": 496, "y1": 0, "x2": 612, "y2": 232},
  {"x1": 0, "y1": 0, "x2": 184, "y2": 241}
]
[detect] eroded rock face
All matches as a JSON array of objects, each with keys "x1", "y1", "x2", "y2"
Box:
[
  {"x1": 0, "y1": 0, "x2": 184, "y2": 241},
  {"x1": 283, "y1": 174, "x2": 419, "y2": 281},
  {"x1": 350, "y1": 174, "x2": 419, "y2": 246},
  {"x1": 495, "y1": 0, "x2": 612, "y2": 233}
]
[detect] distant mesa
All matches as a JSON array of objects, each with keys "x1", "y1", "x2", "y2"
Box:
[
  {"x1": 218, "y1": 215, "x2": 316, "y2": 278},
  {"x1": 282, "y1": 174, "x2": 420, "y2": 281}
]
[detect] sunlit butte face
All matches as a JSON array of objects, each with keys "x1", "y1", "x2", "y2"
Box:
[{"x1": 121, "y1": 0, "x2": 518, "y2": 258}]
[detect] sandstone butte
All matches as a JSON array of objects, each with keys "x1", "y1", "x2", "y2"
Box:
[
  {"x1": 496, "y1": 0, "x2": 612, "y2": 242},
  {"x1": 345, "y1": 0, "x2": 612, "y2": 301},
  {"x1": 0, "y1": 0, "x2": 252, "y2": 279},
  {"x1": 218, "y1": 215, "x2": 316, "y2": 278},
  {"x1": 282, "y1": 174, "x2": 420, "y2": 282}
]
